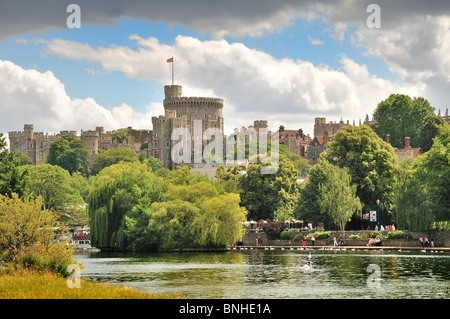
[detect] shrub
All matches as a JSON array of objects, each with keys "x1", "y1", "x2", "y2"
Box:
[
  {"x1": 280, "y1": 230, "x2": 295, "y2": 240},
  {"x1": 387, "y1": 230, "x2": 409, "y2": 239},
  {"x1": 15, "y1": 242, "x2": 80, "y2": 278},
  {"x1": 349, "y1": 234, "x2": 361, "y2": 240},
  {"x1": 313, "y1": 231, "x2": 332, "y2": 240},
  {"x1": 433, "y1": 221, "x2": 450, "y2": 231}
]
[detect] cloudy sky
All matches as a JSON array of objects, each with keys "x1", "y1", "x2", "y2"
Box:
[{"x1": 1, "y1": 0, "x2": 449, "y2": 142}]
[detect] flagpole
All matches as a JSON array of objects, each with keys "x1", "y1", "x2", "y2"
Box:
[{"x1": 172, "y1": 57, "x2": 174, "y2": 86}]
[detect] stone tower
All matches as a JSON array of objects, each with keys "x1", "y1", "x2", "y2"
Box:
[{"x1": 149, "y1": 85, "x2": 224, "y2": 167}]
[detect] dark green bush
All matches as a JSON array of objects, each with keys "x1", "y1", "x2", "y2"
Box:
[{"x1": 280, "y1": 230, "x2": 295, "y2": 240}]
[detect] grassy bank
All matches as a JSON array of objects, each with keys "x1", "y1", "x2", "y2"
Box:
[{"x1": 0, "y1": 269, "x2": 185, "y2": 299}]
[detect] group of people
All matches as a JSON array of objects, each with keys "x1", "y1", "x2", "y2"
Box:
[
  {"x1": 256, "y1": 235, "x2": 263, "y2": 246},
  {"x1": 419, "y1": 235, "x2": 435, "y2": 247},
  {"x1": 367, "y1": 237, "x2": 382, "y2": 247},
  {"x1": 374, "y1": 225, "x2": 395, "y2": 231}
]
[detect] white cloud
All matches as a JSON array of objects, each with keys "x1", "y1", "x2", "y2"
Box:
[
  {"x1": 308, "y1": 37, "x2": 324, "y2": 45},
  {"x1": 0, "y1": 59, "x2": 163, "y2": 134},
  {"x1": 45, "y1": 35, "x2": 422, "y2": 135}
]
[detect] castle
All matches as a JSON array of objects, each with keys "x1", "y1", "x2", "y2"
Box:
[
  {"x1": 8, "y1": 81, "x2": 449, "y2": 169},
  {"x1": 147, "y1": 85, "x2": 224, "y2": 167},
  {"x1": 8, "y1": 124, "x2": 150, "y2": 165}
]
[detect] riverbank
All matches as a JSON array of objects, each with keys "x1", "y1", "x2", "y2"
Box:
[
  {"x1": 232, "y1": 245, "x2": 450, "y2": 253},
  {"x1": 0, "y1": 269, "x2": 185, "y2": 299}
]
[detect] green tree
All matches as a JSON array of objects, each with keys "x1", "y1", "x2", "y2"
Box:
[
  {"x1": 318, "y1": 165, "x2": 362, "y2": 231},
  {"x1": 416, "y1": 113, "x2": 446, "y2": 153},
  {"x1": 87, "y1": 161, "x2": 167, "y2": 250},
  {"x1": 90, "y1": 147, "x2": 139, "y2": 175},
  {"x1": 111, "y1": 128, "x2": 128, "y2": 143},
  {"x1": 239, "y1": 153, "x2": 300, "y2": 221},
  {"x1": 148, "y1": 181, "x2": 246, "y2": 250},
  {"x1": 215, "y1": 164, "x2": 242, "y2": 194},
  {"x1": 20, "y1": 164, "x2": 84, "y2": 211},
  {"x1": 0, "y1": 133, "x2": 27, "y2": 197},
  {"x1": 295, "y1": 157, "x2": 338, "y2": 228},
  {"x1": 324, "y1": 125, "x2": 398, "y2": 224},
  {"x1": 10, "y1": 151, "x2": 33, "y2": 166},
  {"x1": 0, "y1": 193, "x2": 75, "y2": 271},
  {"x1": 392, "y1": 160, "x2": 436, "y2": 231},
  {"x1": 47, "y1": 135, "x2": 90, "y2": 175},
  {"x1": 416, "y1": 123, "x2": 450, "y2": 221},
  {"x1": 372, "y1": 94, "x2": 436, "y2": 149}
]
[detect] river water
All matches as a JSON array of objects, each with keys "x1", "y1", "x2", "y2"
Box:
[{"x1": 74, "y1": 249, "x2": 449, "y2": 299}]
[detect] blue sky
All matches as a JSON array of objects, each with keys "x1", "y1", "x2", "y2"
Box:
[{"x1": 1, "y1": 1, "x2": 448, "y2": 136}]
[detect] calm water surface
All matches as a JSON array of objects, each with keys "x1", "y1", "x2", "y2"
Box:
[{"x1": 74, "y1": 249, "x2": 450, "y2": 299}]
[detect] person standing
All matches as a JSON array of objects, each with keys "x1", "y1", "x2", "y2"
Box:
[
  {"x1": 311, "y1": 235, "x2": 315, "y2": 246},
  {"x1": 302, "y1": 235, "x2": 306, "y2": 247},
  {"x1": 333, "y1": 237, "x2": 338, "y2": 247},
  {"x1": 419, "y1": 236, "x2": 424, "y2": 247},
  {"x1": 430, "y1": 234, "x2": 435, "y2": 247}
]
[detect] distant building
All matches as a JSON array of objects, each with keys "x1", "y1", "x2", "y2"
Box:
[
  {"x1": 9, "y1": 124, "x2": 149, "y2": 165},
  {"x1": 386, "y1": 134, "x2": 423, "y2": 162}
]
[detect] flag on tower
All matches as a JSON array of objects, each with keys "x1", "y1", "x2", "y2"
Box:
[{"x1": 167, "y1": 57, "x2": 173, "y2": 63}]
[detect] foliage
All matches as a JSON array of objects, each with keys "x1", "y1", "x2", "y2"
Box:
[
  {"x1": 416, "y1": 113, "x2": 446, "y2": 152},
  {"x1": 280, "y1": 230, "x2": 295, "y2": 240},
  {"x1": 261, "y1": 221, "x2": 287, "y2": 240},
  {"x1": 215, "y1": 164, "x2": 242, "y2": 194},
  {"x1": 0, "y1": 133, "x2": 27, "y2": 197},
  {"x1": 47, "y1": 135, "x2": 90, "y2": 175},
  {"x1": 372, "y1": 94, "x2": 437, "y2": 150},
  {"x1": 386, "y1": 230, "x2": 409, "y2": 239},
  {"x1": 20, "y1": 164, "x2": 84, "y2": 212},
  {"x1": 15, "y1": 242, "x2": 76, "y2": 277},
  {"x1": 0, "y1": 193, "x2": 76, "y2": 275},
  {"x1": 312, "y1": 231, "x2": 332, "y2": 240},
  {"x1": 433, "y1": 221, "x2": 450, "y2": 231},
  {"x1": 324, "y1": 125, "x2": 398, "y2": 219},
  {"x1": 240, "y1": 153, "x2": 300, "y2": 221},
  {"x1": 90, "y1": 147, "x2": 139, "y2": 175},
  {"x1": 295, "y1": 157, "x2": 332, "y2": 227},
  {"x1": 318, "y1": 163, "x2": 362, "y2": 231},
  {"x1": 10, "y1": 151, "x2": 33, "y2": 166},
  {"x1": 148, "y1": 181, "x2": 247, "y2": 250},
  {"x1": 348, "y1": 234, "x2": 361, "y2": 240},
  {"x1": 415, "y1": 123, "x2": 450, "y2": 221},
  {"x1": 87, "y1": 161, "x2": 167, "y2": 250},
  {"x1": 111, "y1": 128, "x2": 128, "y2": 144}
]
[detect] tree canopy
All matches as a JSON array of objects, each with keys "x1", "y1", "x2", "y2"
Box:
[
  {"x1": 324, "y1": 125, "x2": 398, "y2": 218},
  {"x1": 90, "y1": 147, "x2": 139, "y2": 175},
  {"x1": 372, "y1": 94, "x2": 438, "y2": 150},
  {"x1": 47, "y1": 135, "x2": 90, "y2": 175},
  {"x1": 239, "y1": 153, "x2": 300, "y2": 221}
]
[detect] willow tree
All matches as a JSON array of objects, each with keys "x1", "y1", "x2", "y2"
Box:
[
  {"x1": 149, "y1": 181, "x2": 247, "y2": 250},
  {"x1": 87, "y1": 161, "x2": 167, "y2": 250}
]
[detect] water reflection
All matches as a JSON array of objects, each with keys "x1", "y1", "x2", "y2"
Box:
[{"x1": 74, "y1": 250, "x2": 450, "y2": 299}]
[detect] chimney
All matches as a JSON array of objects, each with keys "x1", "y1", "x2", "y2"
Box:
[
  {"x1": 405, "y1": 136, "x2": 411, "y2": 149},
  {"x1": 386, "y1": 134, "x2": 391, "y2": 144},
  {"x1": 323, "y1": 130, "x2": 328, "y2": 143}
]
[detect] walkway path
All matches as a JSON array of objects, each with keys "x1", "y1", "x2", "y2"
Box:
[{"x1": 233, "y1": 245, "x2": 450, "y2": 252}]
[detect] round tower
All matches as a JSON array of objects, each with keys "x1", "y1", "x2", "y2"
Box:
[{"x1": 164, "y1": 85, "x2": 182, "y2": 100}]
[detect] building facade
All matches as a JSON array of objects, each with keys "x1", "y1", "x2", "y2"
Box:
[{"x1": 147, "y1": 85, "x2": 224, "y2": 168}]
